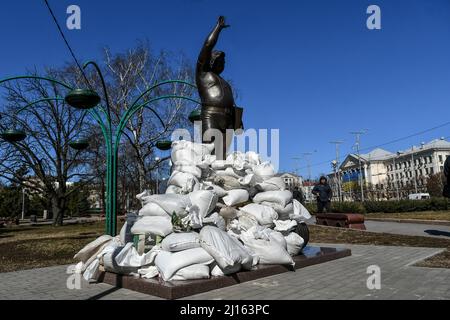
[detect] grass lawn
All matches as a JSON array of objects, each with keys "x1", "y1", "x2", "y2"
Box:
[
  {"x1": 309, "y1": 224, "x2": 450, "y2": 268},
  {"x1": 0, "y1": 221, "x2": 448, "y2": 273},
  {"x1": 365, "y1": 210, "x2": 450, "y2": 221},
  {"x1": 0, "y1": 221, "x2": 110, "y2": 273}
]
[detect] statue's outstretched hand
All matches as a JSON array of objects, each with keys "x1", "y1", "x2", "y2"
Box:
[{"x1": 218, "y1": 16, "x2": 230, "y2": 29}]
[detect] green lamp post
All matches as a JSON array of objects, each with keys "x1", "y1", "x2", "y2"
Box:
[{"x1": 0, "y1": 62, "x2": 200, "y2": 236}]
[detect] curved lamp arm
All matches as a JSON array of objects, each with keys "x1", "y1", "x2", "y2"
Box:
[
  {"x1": 129, "y1": 80, "x2": 197, "y2": 110},
  {"x1": 115, "y1": 94, "x2": 201, "y2": 151},
  {"x1": 83, "y1": 61, "x2": 113, "y2": 125},
  {"x1": 0, "y1": 75, "x2": 73, "y2": 90}
]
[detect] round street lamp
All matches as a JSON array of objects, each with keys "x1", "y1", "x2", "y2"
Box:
[
  {"x1": 0, "y1": 129, "x2": 27, "y2": 143},
  {"x1": 188, "y1": 108, "x2": 202, "y2": 123},
  {"x1": 65, "y1": 89, "x2": 101, "y2": 110},
  {"x1": 156, "y1": 140, "x2": 172, "y2": 151},
  {"x1": 68, "y1": 139, "x2": 90, "y2": 151}
]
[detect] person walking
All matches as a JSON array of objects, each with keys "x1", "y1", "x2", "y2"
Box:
[
  {"x1": 444, "y1": 156, "x2": 450, "y2": 198},
  {"x1": 312, "y1": 176, "x2": 333, "y2": 213},
  {"x1": 293, "y1": 186, "x2": 305, "y2": 205}
]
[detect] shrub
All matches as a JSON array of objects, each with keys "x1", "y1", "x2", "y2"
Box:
[{"x1": 363, "y1": 197, "x2": 449, "y2": 213}]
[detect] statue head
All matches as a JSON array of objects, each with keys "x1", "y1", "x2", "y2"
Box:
[{"x1": 210, "y1": 50, "x2": 225, "y2": 74}]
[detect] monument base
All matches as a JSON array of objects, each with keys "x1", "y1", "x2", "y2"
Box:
[
  {"x1": 95, "y1": 246, "x2": 351, "y2": 299},
  {"x1": 316, "y1": 213, "x2": 366, "y2": 230}
]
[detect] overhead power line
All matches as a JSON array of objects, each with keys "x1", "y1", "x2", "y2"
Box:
[
  {"x1": 294, "y1": 121, "x2": 450, "y2": 171},
  {"x1": 43, "y1": 0, "x2": 91, "y2": 88}
]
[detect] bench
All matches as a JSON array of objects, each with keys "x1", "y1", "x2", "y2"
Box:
[{"x1": 315, "y1": 213, "x2": 366, "y2": 230}]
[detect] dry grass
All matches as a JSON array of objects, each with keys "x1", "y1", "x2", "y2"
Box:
[{"x1": 365, "y1": 210, "x2": 450, "y2": 221}]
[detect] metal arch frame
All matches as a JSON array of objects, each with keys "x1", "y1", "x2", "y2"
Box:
[{"x1": 0, "y1": 70, "x2": 200, "y2": 236}]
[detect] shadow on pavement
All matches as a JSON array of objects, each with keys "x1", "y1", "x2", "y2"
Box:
[
  {"x1": 424, "y1": 229, "x2": 450, "y2": 237},
  {"x1": 86, "y1": 287, "x2": 121, "y2": 300}
]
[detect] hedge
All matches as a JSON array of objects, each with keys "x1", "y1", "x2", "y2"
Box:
[{"x1": 305, "y1": 197, "x2": 450, "y2": 214}]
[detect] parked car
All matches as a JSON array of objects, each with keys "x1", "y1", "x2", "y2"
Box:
[{"x1": 408, "y1": 193, "x2": 430, "y2": 200}]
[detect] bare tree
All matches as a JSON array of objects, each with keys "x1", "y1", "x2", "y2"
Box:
[{"x1": 0, "y1": 67, "x2": 94, "y2": 225}]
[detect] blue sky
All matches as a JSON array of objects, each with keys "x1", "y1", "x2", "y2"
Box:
[{"x1": 1, "y1": 0, "x2": 449, "y2": 178}]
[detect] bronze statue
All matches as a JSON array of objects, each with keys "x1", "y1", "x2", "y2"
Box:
[{"x1": 196, "y1": 16, "x2": 243, "y2": 159}]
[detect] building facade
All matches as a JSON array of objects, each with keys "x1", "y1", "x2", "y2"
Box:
[{"x1": 332, "y1": 138, "x2": 450, "y2": 200}]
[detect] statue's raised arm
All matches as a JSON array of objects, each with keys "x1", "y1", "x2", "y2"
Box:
[{"x1": 196, "y1": 16, "x2": 230, "y2": 74}]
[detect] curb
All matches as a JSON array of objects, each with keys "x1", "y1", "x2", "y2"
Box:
[{"x1": 365, "y1": 217, "x2": 450, "y2": 226}]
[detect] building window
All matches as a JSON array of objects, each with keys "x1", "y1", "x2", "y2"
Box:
[
  {"x1": 430, "y1": 167, "x2": 434, "y2": 174},
  {"x1": 439, "y1": 155, "x2": 443, "y2": 163}
]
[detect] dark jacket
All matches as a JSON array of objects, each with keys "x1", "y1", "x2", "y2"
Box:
[
  {"x1": 444, "y1": 156, "x2": 450, "y2": 198},
  {"x1": 293, "y1": 188, "x2": 305, "y2": 204},
  {"x1": 312, "y1": 177, "x2": 332, "y2": 202}
]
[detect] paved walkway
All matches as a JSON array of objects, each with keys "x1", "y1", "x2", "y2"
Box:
[
  {"x1": 364, "y1": 221, "x2": 450, "y2": 238},
  {"x1": 0, "y1": 244, "x2": 448, "y2": 300},
  {"x1": 309, "y1": 218, "x2": 450, "y2": 238}
]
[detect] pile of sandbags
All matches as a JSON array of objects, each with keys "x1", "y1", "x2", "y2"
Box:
[{"x1": 73, "y1": 140, "x2": 312, "y2": 282}]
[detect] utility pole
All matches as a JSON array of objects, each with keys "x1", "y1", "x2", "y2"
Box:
[
  {"x1": 411, "y1": 146, "x2": 418, "y2": 194},
  {"x1": 350, "y1": 130, "x2": 367, "y2": 202},
  {"x1": 329, "y1": 141, "x2": 344, "y2": 202},
  {"x1": 301, "y1": 151, "x2": 316, "y2": 182}
]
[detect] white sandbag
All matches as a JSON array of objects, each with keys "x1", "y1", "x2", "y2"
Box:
[
  {"x1": 245, "y1": 151, "x2": 261, "y2": 167},
  {"x1": 285, "y1": 232, "x2": 304, "y2": 256},
  {"x1": 202, "y1": 212, "x2": 226, "y2": 230},
  {"x1": 168, "y1": 171, "x2": 198, "y2": 192},
  {"x1": 114, "y1": 242, "x2": 160, "y2": 267},
  {"x1": 240, "y1": 232, "x2": 294, "y2": 266},
  {"x1": 231, "y1": 212, "x2": 259, "y2": 231},
  {"x1": 199, "y1": 226, "x2": 253, "y2": 274},
  {"x1": 222, "y1": 189, "x2": 249, "y2": 206},
  {"x1": 212, "y1": 175, "x2": 242, "y2": 190},
  {"x1": 226, "y1": 152, "x2": 246, "y2": 170},
  {"x1": 200, "y1": 181, "x2": 228, "y2": 198},
  {"x1": 131, "y1": 216, "x2": 173, "y2": 237},
  {"x1": 119, "y1": 222, "x2": 127, "y2": 245},
  {"x1": 173, "y1": 164, "x2": 202, "y2": 178},
  {"x1": 103, "y1": 246, "x2": 140, "y2": 274},
  {"x1": 238, "y1": 173, "x2": 261, "y2": 187},
  {"x1": 169, "y1": 264, "x2": 210, "y2": 281},
  {"x1": 83, "y1": 258, "x2": 100, "y2": 281},
  {"x1": 274, "y1": 219, "x2": 298, "y2": 233},
  {"x1": 243, "y1": 225, "x2": 286, "y2": 249},
  {"x1": 136, "y1": 189, "x2": 151, "y2": 202},
  {"x1": 253, "y1": 162, "x2": 275, "y2": 178},
  {"x1": 182, "y1": 210, "x2": 203, "y2": 229},
  {"x1": 211, "y1": 264, "x2": 225, "y2": 277},
  {"x1": 188, "y1": 190, "x2": 218, "y2": 218},
  {"x1": 239, "y1": 203, "x2": 278, "y2": 226},
  {"x1": 161, "y1": 232, "x2": 200, "y2": 252},
  {"x1": 215, "y1": 167, "x2": 242, "y2": 179},
  {"x1": 138, "y1": 266, "x2": 159, "y2": 279},
  {"x1": 289, "y1": 199, "x2": 312, "y2": 221},
  {"x1": 253, "y1": 190, "x2": 293, "y2": 207},
  {"x1": 141, "y1": 194, "x2": 190, "y2": 216},
  {"x1": 165, "y1": 185, "x2": 182, "y2": 194},
  {"x1": 219, "y1": 206, "x2": 238, "y2": 220},
  {"x1": 256, "y1": 176, "x2": 286, "y2": 191},
  {"x1": 211, "y1": 159, "x2": 231, "y2": 170},
  {"x1": 154, "y1": 247, "x2": 214, "y2": 281},
  {"x1": 171, "y1": 140, "x2": 214, "y2": 156},
  {"x1": 74, "y1": 235, "x2": 113, "y2": 263},
  {"x1": 139, "y1": 202, "x2": 169, "y2": 217},
  {"x1": 260, "y1": 201, "x2": 293, "y2": 220},
  {"x1": 171, "y1": 148, "x2": 202, "y2": 165}
]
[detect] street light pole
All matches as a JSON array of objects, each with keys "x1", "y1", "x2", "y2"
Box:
[
  {"x1": 21, "y1": 187, "x2": 25, "y2": 220},
  {"x1": 411, "y1": 146, "x2": 418, "y2": 194},
  {"x1": 350, "y1": 130, "x2": 367, "y2": 202},
  {"x1": 155, "y1": 157, "x2": 160, "y2": 194},
  {"x1": 330, "y1": 141, "x2": 343, "y2": 202}
]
